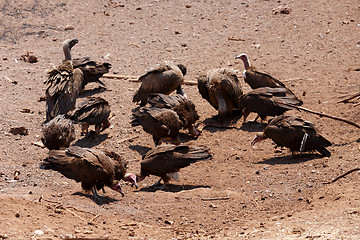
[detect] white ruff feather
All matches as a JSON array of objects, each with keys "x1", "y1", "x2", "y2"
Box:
[
  {"x1": 242, "y1": 70, "x2": 247, "y2": 80},
  {"x1": 166, "y1": 172, "x2": 180, "y2": 182}
]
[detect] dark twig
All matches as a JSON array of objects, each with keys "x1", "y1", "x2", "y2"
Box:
[
  {"x1": 323, "y1": 168, "x2": 360, "y2": 184},
  {"x1": 278, "y1": 102, "x2": 360, "y2": 129}
]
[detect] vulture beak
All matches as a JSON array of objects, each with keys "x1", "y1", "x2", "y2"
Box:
[
  {"x1": 188, "y1": 126, "x2": 200, "y2": 138},
  {"x1": 251, "y1": 135, "x2": 261, "y2": 145},
  {"x1": 110, "y1": 183, "x2": 124, "y2": 197},
  {"x1": 125, "y1": 173, "x2": 138, "y2": 189}
]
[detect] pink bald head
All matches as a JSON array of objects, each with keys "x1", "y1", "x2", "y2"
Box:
[
  {"x1": 235, "y1": 53, "x2": 250, "y2": 69},
  {"x1": 124, "y1": 173, "x2": 138, "y2": 189},
  {"x1": 110, "y1": 182, "x2": 124, "y2": 197}
]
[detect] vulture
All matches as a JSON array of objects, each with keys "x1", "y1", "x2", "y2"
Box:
[
  {"x1": 133, "y1": 61, "x2": 187, "y2": 106},
  {"x1": 42, "y1": 146, "x2": 137, "y2": 199},
  {"x1": 131, "y1": 107, "x2": 182, "y2": 146},
  {"x1": 41, "y1": 114, "x2": 75, "y2": 150},
  {"x1": 72, "y1": 56, "x2": 111, "y2": 91},
  {"x1": 66, "y1": 96, "x2": 111, "y2": 135},
  {"x1": 146, "y1": 93, "x2": 200, "y2": 138},
  {"x1": 235, "y1": 53, "x2": 286, "y2": 89},
  {"x1": 135, "y1": 144, "x2": 212, "y2": 189},
  {"x1": 251, "y1": 115, "x2": 331, "y2": 157},
  {"x1": 44, "y1": 38, "x2": 111, "y2": 122},
  {"x1": 197, "y1": 68, "x2": 243, "y2": 122},
  {"x1": 45, "y1": 39, "x2": 83, "y2": 122},
  {"x1": 240, "y1": 87, "x2": 302, "y2": 124},
  {"x1": 235, "y1": 53, "x2": 302, "y2": 104}
]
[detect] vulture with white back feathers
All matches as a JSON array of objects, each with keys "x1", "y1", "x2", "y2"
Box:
[{"x1": 45, "y1": 38, "x2": 83, "y2": 122}]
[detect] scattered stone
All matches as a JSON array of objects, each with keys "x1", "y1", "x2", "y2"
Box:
[
  {"x1": 20, "y1": 108, "x2": 33, "y2": 114},
  {"x1": 19, "y1": 52, "x2": 38, "y2": 63},
  {"x1": 185, "y1": 3, "x2": 192, "y2": 8},
  {"x1": 14, "y1": 170, "x2": 20, "y2": 180},
  {"x1": 9, "y1": 127, "x2": 29, "y2": 135},
  {"x1": 32, "y1": 141, "x2": 45, "y2": 148},
  {"x1": 273, "y1": 6, "x2": 292, "y2": 15},
  {"x1": 64, "y1": 25, "x2": 75, "y2": 31},
  {"x1": 164, "y1": 220, "x2": 173, "y2": 225},
  {"x1": 15, "y1": 213, "x2": 20, "y2": 218},
  {"x1": 38, "y1": 96, "x2": 46, "y2": 102}
]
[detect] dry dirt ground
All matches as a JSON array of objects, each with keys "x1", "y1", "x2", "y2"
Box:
[{"x1": 0, "y1": 0, "x2": 360, "y2": 239}]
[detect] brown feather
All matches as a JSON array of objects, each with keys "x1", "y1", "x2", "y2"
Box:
[
  {"x1": 45, "y1": 61, "x2": 83, "y2": 121},
  {"x1": 146, "y1": 94, "x2": 199, "y2": 132},
  {"x1": 43, "y1": 146, "x2": 128, "y2": 192},
  {"x1": 131, "y1": 107, "x2": 182, "y2": 145},
  {"x1": 259, "y1": 115, "x2": 331, "y2": 156},
  {"x1": 197, "y1": 68, "x2": 243, "y2": 121},
  {"x1": 41, "y1": 114, "x2": 75, "y2": 150},
  {"x1": 133, "y1": 61, "x2": 186, "y2": 106},
  {"x1": 240, "y1": 87, "x2": 302, "y2": 121},
  {"x1": 140, "y1": 144, "x2": 212, "y2": 184}
]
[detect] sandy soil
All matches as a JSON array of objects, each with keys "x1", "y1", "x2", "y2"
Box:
[{"x1": 0, "y1": 0, "x2": 359, "y2": 239}]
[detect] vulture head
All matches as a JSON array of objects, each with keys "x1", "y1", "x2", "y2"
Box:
[
  {"x1": 123, "y1": 173, "x2": 138, "y2": 189},
  {"x1": 63, "y1": 38, "x2": 79, "y2": 61},
  {"x1": 235, "y1": 53, "x2": 250, "y2": 70},
  {"x1": 251, "y1": 132, "x2": 268, "y2": 145},
  {"x1": 177, "y1": 64, "x2": 187, "y2": 76},
  {"x1": 109, "y1": 182, "x2": 124, "y2": 197}
]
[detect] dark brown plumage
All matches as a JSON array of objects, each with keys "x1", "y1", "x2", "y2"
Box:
[
  {"x1": 72, "y1": 57, "x2": 111, "y2": 90},
  {"x1": 135, "y1": 144, "x2": 212, "y2": 188},
  {"x1": 41, "y1": 114, "x2": 75, "y2": 150},
  {"x1": 197, "y1": 68, "x2": 243, "y2": 122},
  {"x1": 45, "y1": 39, "x2": 83, "y2": 122},
  {"x1": 146, "y1": 94, "x2": 200, "y2": 137},
  {"x1": 235, "y1": 53, "x2": 302, "y2": 104},
  {"x1": 252, "y1": 115, "x2": 331, "y2": 157},
  {"x1": 42, "y1": 146, "x2": 135, "y2": 198},
  {"x1": 131, "y1": 107, "x2": 182, "y2": 146},
  {"x1": 133, "y1": 61, "x2": 187, "y2": 106},
  {"x1": 240, "y1": 87, "x2": 302, "y2": 123},
  {"x1": 67, "y1": 96, "x2": 111, "y2": 135}
]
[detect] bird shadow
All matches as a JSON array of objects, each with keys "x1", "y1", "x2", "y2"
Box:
[
  {"x1": 255, "y1": 153, "x2": 325, "y2": 165},
  {"x1": 239, "y1": 121, "x2": 266, "y2": 133},
  {"x1": 129, "y1": 144, "x2": 152, "y2": 156},
  {"x1": 197, "y1": 113, "x2": 243, "y2": 133},
  {"x1": 72, "y1": 192, "x2": 120, "y2": 205},
  {"x1": 73, "y1": 132, "x2": 109, "y2": 148},
  {"x1": 136, "y1": 184, "x2": 211, "y2": 193},
  {"x1": 79, "y1": 86, "x2": 107, "y2": 98}
]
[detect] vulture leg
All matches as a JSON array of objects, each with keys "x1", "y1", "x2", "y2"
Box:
[
  {"x1": 150, "y1": 178, "x2": 163, "y2": 188},
  {"x1": 176, "y1": 85, "x2": 185, "y2": 96},
  {"x1": 94, "y1": 123, "x2": 101, "y2": 135},
  {"x1": 91, "y1": 186, "x2": 104, "y2": 200},
  {"x1": 215, "y1": 90, "x2": 227, "y2": 123},
  {"x1": 81, "y1": 122, "x2": 90, "y2": 135},
  {"x1": 300, "y1": 133, "x2": 309, "y2": 154}
]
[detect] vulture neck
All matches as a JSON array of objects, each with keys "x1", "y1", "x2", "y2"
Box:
[
  {"x1": 63, "y1": 43, "x2": 72, "y2": 61},
  {"x1": 243, "y1": 57, "x2": 251, "y2": 70}
]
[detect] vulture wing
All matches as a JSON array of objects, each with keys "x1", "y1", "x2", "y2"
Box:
[
  {"x1": 219, "y1": 68, "x2": 243, "y2": 109},
  {"x1": 244, "y1": 69, "x2": 286, "y2": 89},
  {"x1": 43, "y1": 146, "x2": 116, "y2": 190},
  {"x1": 41, "y1": 114, "x2": 75, "y2": 150},
  {"x1": 133, "y1": 61, "x2": 184, "y2": 106},
  {"x1": 45, "y1": 61, "x2": 83, "y2": 121},
  {"x1": 68, "y1": 97, "x2": 110, "y2": 124},
  {"x1": 141, "y1": 144, "x2": 212, "y2": 176},
  {"x1": 72, "y1": 57, "x2": 111, "y2": 88}
]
